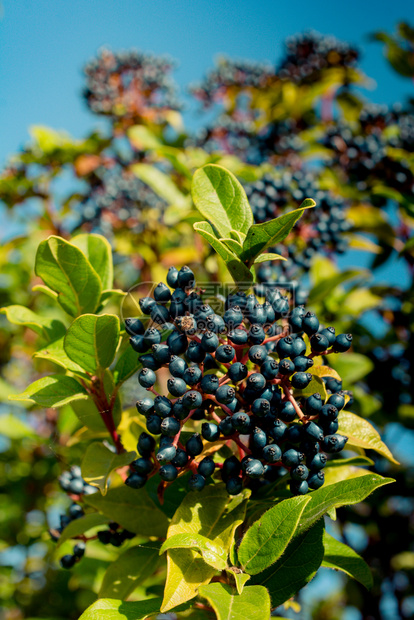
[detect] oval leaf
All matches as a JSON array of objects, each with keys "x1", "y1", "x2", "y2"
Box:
[
  {"x1": 84, "y1": 485, "x2": 168, "y2": 538},
  {"x1": 79, "y1": 597, "x2": 163, "y2": 620},
  {"x1": 160, "y1": 533, "x2": 227, "y2": 571},
  {"x1": 322, "y1": 531, "x2": 373, "y2": 589},
  {"x1": 99, "y1": 543, "x2": 161, "y2": 599},
  {"x1": 35, "y1": 236, "x2": 102, "y2": 317},
  {"x1": 34, "y1": 337, "x2": 88, "y2": 376},
  {"x1": 71, "y1": 234, "x2": 113, "y2": 291},
  {"x1": 238, "y1": 495, "x2": 311, "y2": 575},
  {"x1": 161, "y1": 485, "x2": 250, "y2": 612},
  {"x1": 338, "y1": 411, "x2": 399, "y2": 464},
  {"x1": 241, "y1": 199, "x2": 315, "y2": 261},
  {"x1": 251, "y1": 519, "x2": 324, "y2": 608},
  {"x1": 192, "y1": 164, "x2": 254, "y2": 237},
  {"x1": 10, "y1": 375, "x2": 88, "y2": 408},
  {"x1": 64, "y1": 314, "x2": 120, "y2": 374},
  {"x1": 81, "y1": 442, "x2": 136, "y2": 495},
  {"x1": 199, "y1": 583, "x2": 271, "y2": 620},
  {"x1": 0, "y1": 305, "x2": 66, "y2": 341}
]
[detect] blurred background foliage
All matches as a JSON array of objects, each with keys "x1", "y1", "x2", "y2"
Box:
[{"x1": 0, "y1": 20, "x2": 413, "y2": 620}]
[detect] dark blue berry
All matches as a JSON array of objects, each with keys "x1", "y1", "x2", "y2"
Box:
[
  {"x1": 290, "y1": 337, "x2": 307, "y2": 358},
  {"x1": 136, "y1": 398, "x2": 154, "y2": 417},
  {"x1": 125, "y1": 473, "x2": 147, "y2": 489},
  {"x1": 150, "y1": 304, "x2": 171, "y2": 324},
  {"x1": 200, "y1": 374, "x2": 219, "y2": 394},
  {"x1": 167, "y1": 377, "x2": 187, "y2": 397},
  {"x1": 154, "y1": 396, "x2": 173, "y2": 418},
  {"x1": 228, "y1": 362, "x2": 248, "y2": 382},
  {"x1": 177, "y1": 266, "x2": 195, "y2": 289},
  {"x1": 261, "y1": 358, "x2": 279, "y2": 380},
  {"x1": 269, "y1": 419, "x2": 287, "y2": 441},
  {"x1": 279, "y1": 401, "x2": 297, "y2": 422},
  {"x1": 307, "y1": 453, "x2": 327, "y2": 471},
  {"x1": 310, "y1": 333, "x2": 330, "y2": 353},
  {"x1": 308, "y1": 470, "x2": 325, "y2": 489},
  {"x1": 222, "y1": 456, "x2": 241, "y2": 480},
  {"x1": 187, "y1": 341, "x2": 206, "y2": 363},
  {"x1": 186, "y1": 433, "x2": 204, "y2": 457},
  {"x1": 156, "y1": 445, "x2": 177, "y2": 463},
  {"x1": 68, "y1": 504, "x2": 84, "y2": 520},
  {"x1": 248, "y1": 345, "x2": 268, "y2": 365},
  {"x1": 131, "y1": 458, "x2": 153, "y2": 475},
  {"x1": 152, "y1": 344, "x2": 171, "y2": 365},
  {"x1": 183, "y1": 390, "x2": 203, "y2": 410},
  {"x1": 216, "y1": 385, "x2": 236, "y2": 405},
  {"x1": 262, "y1": 444, "x2": 282, "y2": 463},
  {"x1": 139, "y1": 297, "x2": 156, "y2": 315},
  {"x1": 304, "y1": 421, "x2": 324, "y2": 442},
  {"x1": 159, "y1": 464, "x2": 178, "y2": 481},
  {"x1": 320, "y1": 327, "x2": 336, "y2": 346},
  {"x1": 250, "y1": 427, "x2": 268, "y2": 450},
  {"x1": 294, "y1": 356, "x2": 314, "y2": 372},
  {"x1": 290, "y1": 480, "x2": 309, "y2": 495},
  {"x1": 167, "y1": 331, "x2": 188, "y2": 355},
  {"x1": 231, "y1": 412, "x2": 251, "y2": 433},
  {"x1": 60, "y1": 554, "x2": 76, "y2": 569},
  {"x1": 246, "y1": 373, "x2": 266, "y2": 392},
  {"x1": 279, "y1": 358, "x2": 295, "y2": 375},
  {"x1": 291, "y1": 372, "x2": 312, "y2": 389},
  {"x1": 228, "y1": 329, "x2": 248, "y2": 345},
  {"x1": 248, "y1": 324, "x2": 266, "y2": 345},
  {"x1": 166, "y1": 266, "x2": 179, "y2": 289},
  {"x1": 198, "y1": 457, "x2": 215, "y2": 478},
  {"x1": 138, "y1": 368, "x2": 156, "y2": 388},
  {"x1": 282, "y1": 448, "x2": 305, "y2": 467},
  {"x1": 291, "y1": 464, "x2": 309, "y2": 481},
  {"x1": 226, "y1": 477, "x2": 243, "y2": 495},
  {"x1": 276, "y1": 336, "x2": 294, "y2": 358},
  {"x1": 216, "y1": 345, "x2": 235, "y2": 363},
  {"x1": 219, "y1": 416, "x2": 234, "y2": 436},
  {"x1": 306, "y1": 393, "x2": 322, "y2": 415},
  {"x1": 138, "y1": 354, "x2": 159, "y2": 371},
  {"x1": 188, "y1": 473, "x2": 206, "y2": 491},
  {"x1": 333, "y1": 333, "x2": 352, "y2": 353},
  {"x1": 146, "y1": 414, "x2": 162, "y2": 434},
  {"x1": 137, "y1": 432, "x2": 155, "y2": 456},
  {"x1": 202, "y1": 422, "x2": 221, "y2": 442},
  {"x1": 206, "y1": 314, "x2": 226, "y2": 334},
  {"x1": 321, "y1": 434, "x2": 348, "y2": 453},
  {"x1": 302, "y1": 312, "x2": 319, "y2": 335},
  {"x1": 73, "y1": 542, "x2": 86, "y2": 558},
  {"x1": 326, "y1": 378, "x2": 343, "y2": 393},
  {"x1": 183, "y1": 366, "x2": 202, "y2": 386},
  {"x1": 245, "y1": 459, "x2": 265, "y2": 478},
  {"x1": 160, "y1": 417, "x2": 181, "y2": 437},
  {"x1": 201, "y1": 331, "x2": 220, "y2": 352},
  {"x1": 223, "y1": 306, "x2": 243, "y2": 327},
  {"x1": 171, "y1": 448, "x2": 189, "y2": 468},
  {"x1": 125, "y1": 318, "x2": 145, "y2": 336},
  {"x1": 130, "y1": 335, "x2": 148, "y2": 353},
  {"x1": 284, "y1": 423, "x2": 303, "y2": 443},
  {"x1": 154, "y1": 282, "x2": 171, "y2": 303}
]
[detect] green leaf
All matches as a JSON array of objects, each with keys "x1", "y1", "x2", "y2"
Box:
[
  {"x1": 240, "y1": 199, "x2": 315, "y2": 262},
  {"x1": 81, "y1": 442, "x2": 136, "y2": 495},
  {"x1": 298, "y1": 474, "x2": 394, "y2": 533},
  {"x1": 84, "y1": 485, "x2": 168, "y2": 537},
  {"x1": 10, "y1": 375, "x2": 88, "y2": 408},
  {"x1": 251, "y1": 519, "x2": 324, "y2": 608},
  {"x1": 194, "y1": 221, "x2": 254, "y2": 285},
  {"x1": 71, "y1": 234, "x2": 113, "y2": 291},
  {"x1": 128, "y1": 125, "x2": 162, "y2": 149},
  {"x1": 161, "y1": 485, "x2": 250, "y2": 612},
  {"x1": 338, "y1": 411, "x2": 399, "y2": 464},
  {"x1": 237, "y1": 495, "x2": 311, "y2": 575},
  {"x1": 0, "y1": 305, "x2": 66, "y2": 341},
  {"x1": 307, "y1": 269, "x2": 367, "y2": 306},
  {"x1": 32, "y1": 284, "x2": 59, "y2": 300},
  {"x1": 322, "y1": 531, "x2": 373, "y2": 589},
  {"x1": 160, "y1": 533, "x2": 228, "y2": 571},
  {"x1": 113, "y1": 347, "x2": 142, "y2": 385},
  {"x1": 34, "y1": 337, "x2": 88, "y2": 376},
  {"x1": 56, "y1": 513, "x2": 109, "y2": 547},
  {"x1": 64, "y1": 314, "x2": 120, "y2": 374},
  {"x1": 132, "y1": 163, "x2": 189, "y2": 207},
  {"x1": 226, "y1": 569, "x2": 251, "y2": 595},
  {"x1": 78, "y1": 597, "x2": 163, "y2": 620},
  {"x1": 309, "y1": 365, "x2": 342, "y2": 381},
  {"x1": 252, "y1": 252, "x2": 286, "y2": 264},
  {"x1": 330, "y1": 353, "x2": 374, "y2": 384},
  {"x1": 191, "y1": 164, "x2": 253, "y2": 237},
  {"x1": 199, "y1": 583, "x2": 271, "y2": 620},
  {"x1": 324, "y1": 465, "x2": 371, "y2": 488},
  {"x1": 220, "y1": 238, "x2": 244, "y2": 255},
  {"x1": 0, "y1": 414, "x2": 36, "y2": 439},
  {"x1": 35, "y1": 236, "x2": 102, "y2": 317},
  {"x1": 325, "y1": 456, "x2": 375, "y2": 468},
  {"x1": 99, "y1": 543, "x2": 161, "y2": 599}
]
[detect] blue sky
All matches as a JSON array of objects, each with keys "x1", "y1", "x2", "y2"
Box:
[{"x1": 0, "y1": 0, "x2": 413, "y2": 164}]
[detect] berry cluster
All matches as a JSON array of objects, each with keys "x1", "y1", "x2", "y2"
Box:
[
  {"x1": 190, "y1": 58, "x2": 275, "y2": 108},
  {"x1": 125, "y1": 267, "x2": 351, "y2": 497},
  {"x1": 277, "y1": 31, "x2": 359, "y2": 84},
  {"x1": 77, "y1": 162, "x2": 167, "y2": 236},
  {"x1": 83, "y1": 48, "x2": 181, "y2": 119}
]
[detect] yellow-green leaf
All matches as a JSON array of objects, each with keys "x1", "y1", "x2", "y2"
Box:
[
  {"x1": 81, "y1": 442, "x2": 136, "y2": 495},
  {"x1": 338, "y1": 411, "x2": 399, "y2": 464}
]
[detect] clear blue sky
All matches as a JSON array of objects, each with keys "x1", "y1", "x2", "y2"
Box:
[{"x1": 0, "y1": 0, "x2": 413, "y2": 164}]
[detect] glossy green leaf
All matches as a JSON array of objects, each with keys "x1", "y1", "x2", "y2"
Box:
[
  {"x1": 237, "y1": 495, "x2": 311, "y2": 574},
  {"x1": 309, "y1": 365, "x2": 341, "y2": 381},
  {"x1": 160, "y1": 533, "x2": 227, "y2": 571},
  {"x1": 99, "y1": 543, "x2": 161, "y2": 599},
  {"x1": 226, "y1": 569, "x2": 251, "y2": 595},
  {"x1": 330, "y1": 353, "x2": 374, "y2": 384},
  {"x1": 78, "y1": 597, "x2": 163, "y2": 620},
  {"x1": 35, "y1": 236, "x2": 102, "y2": 317},
  {"x1": 64, "y1": 314, "x2": 120, "y2": 374},
  {"x1": 194, "y1": 221, "x2": 254, "y2": 285},
  {"x1": 71, "y1": 234, "x2": 113, "y2": 291},
  {"x1": 113, "y1": 347, "x2": 142, "y2": 385},
  {"x1": 10, "y1": 375, "x2": 88, "y2": 408},
  {"x1": 220, "y1": 238, "x2": 244, "y2": 255},
  {"x1": 325, "y1": 456, "x2": 375, "y2": 468},
  {"x1": 252, "y1": 252, "x2": 286, "y2": 264},
  {"x1": 251, "y1": 519, "x2": 324, "y2": 608},
  {"x1": 322, "y1": 531, "x2": 373, "y2": 589},
  {"x1": 192, "y1": 164, "x2": 253, "y2": 237},
  {"x1": 0, "y1": 305, "x2": 66, "y2": 341},
  {"x1": 81, "y1": 442, "x2": 136, "y2": 495},
  {"x1": 298, "y1": 474, "x2": 394, "y2": 533},
  {"x1": 293, "y1": 374, "x2": 328, "y2": 401},
  {"x1": 56, "y1": 513, "x2": 109, "y2": 547},
  {"x1": 338, "y1": 411, "x2": 399, "y2": 464},
  {"x1": 161, "y1": 485, "x2": 250, "y2": 612},
  {"x1": 84, "y1": 485, "x2": 168, "y2": 537},
  {"x1": 34, "y1": 337, "x2": 88, "y2": 376},
  {"x1": 241, "y1": 199, "x2": 315, "y2": 261},
  {"x1": 324, "y1": 465, "x2": 371, "y2": 488},
  {"x1": 199, "y1": 583, "x2": 271, "y2": 620}
]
